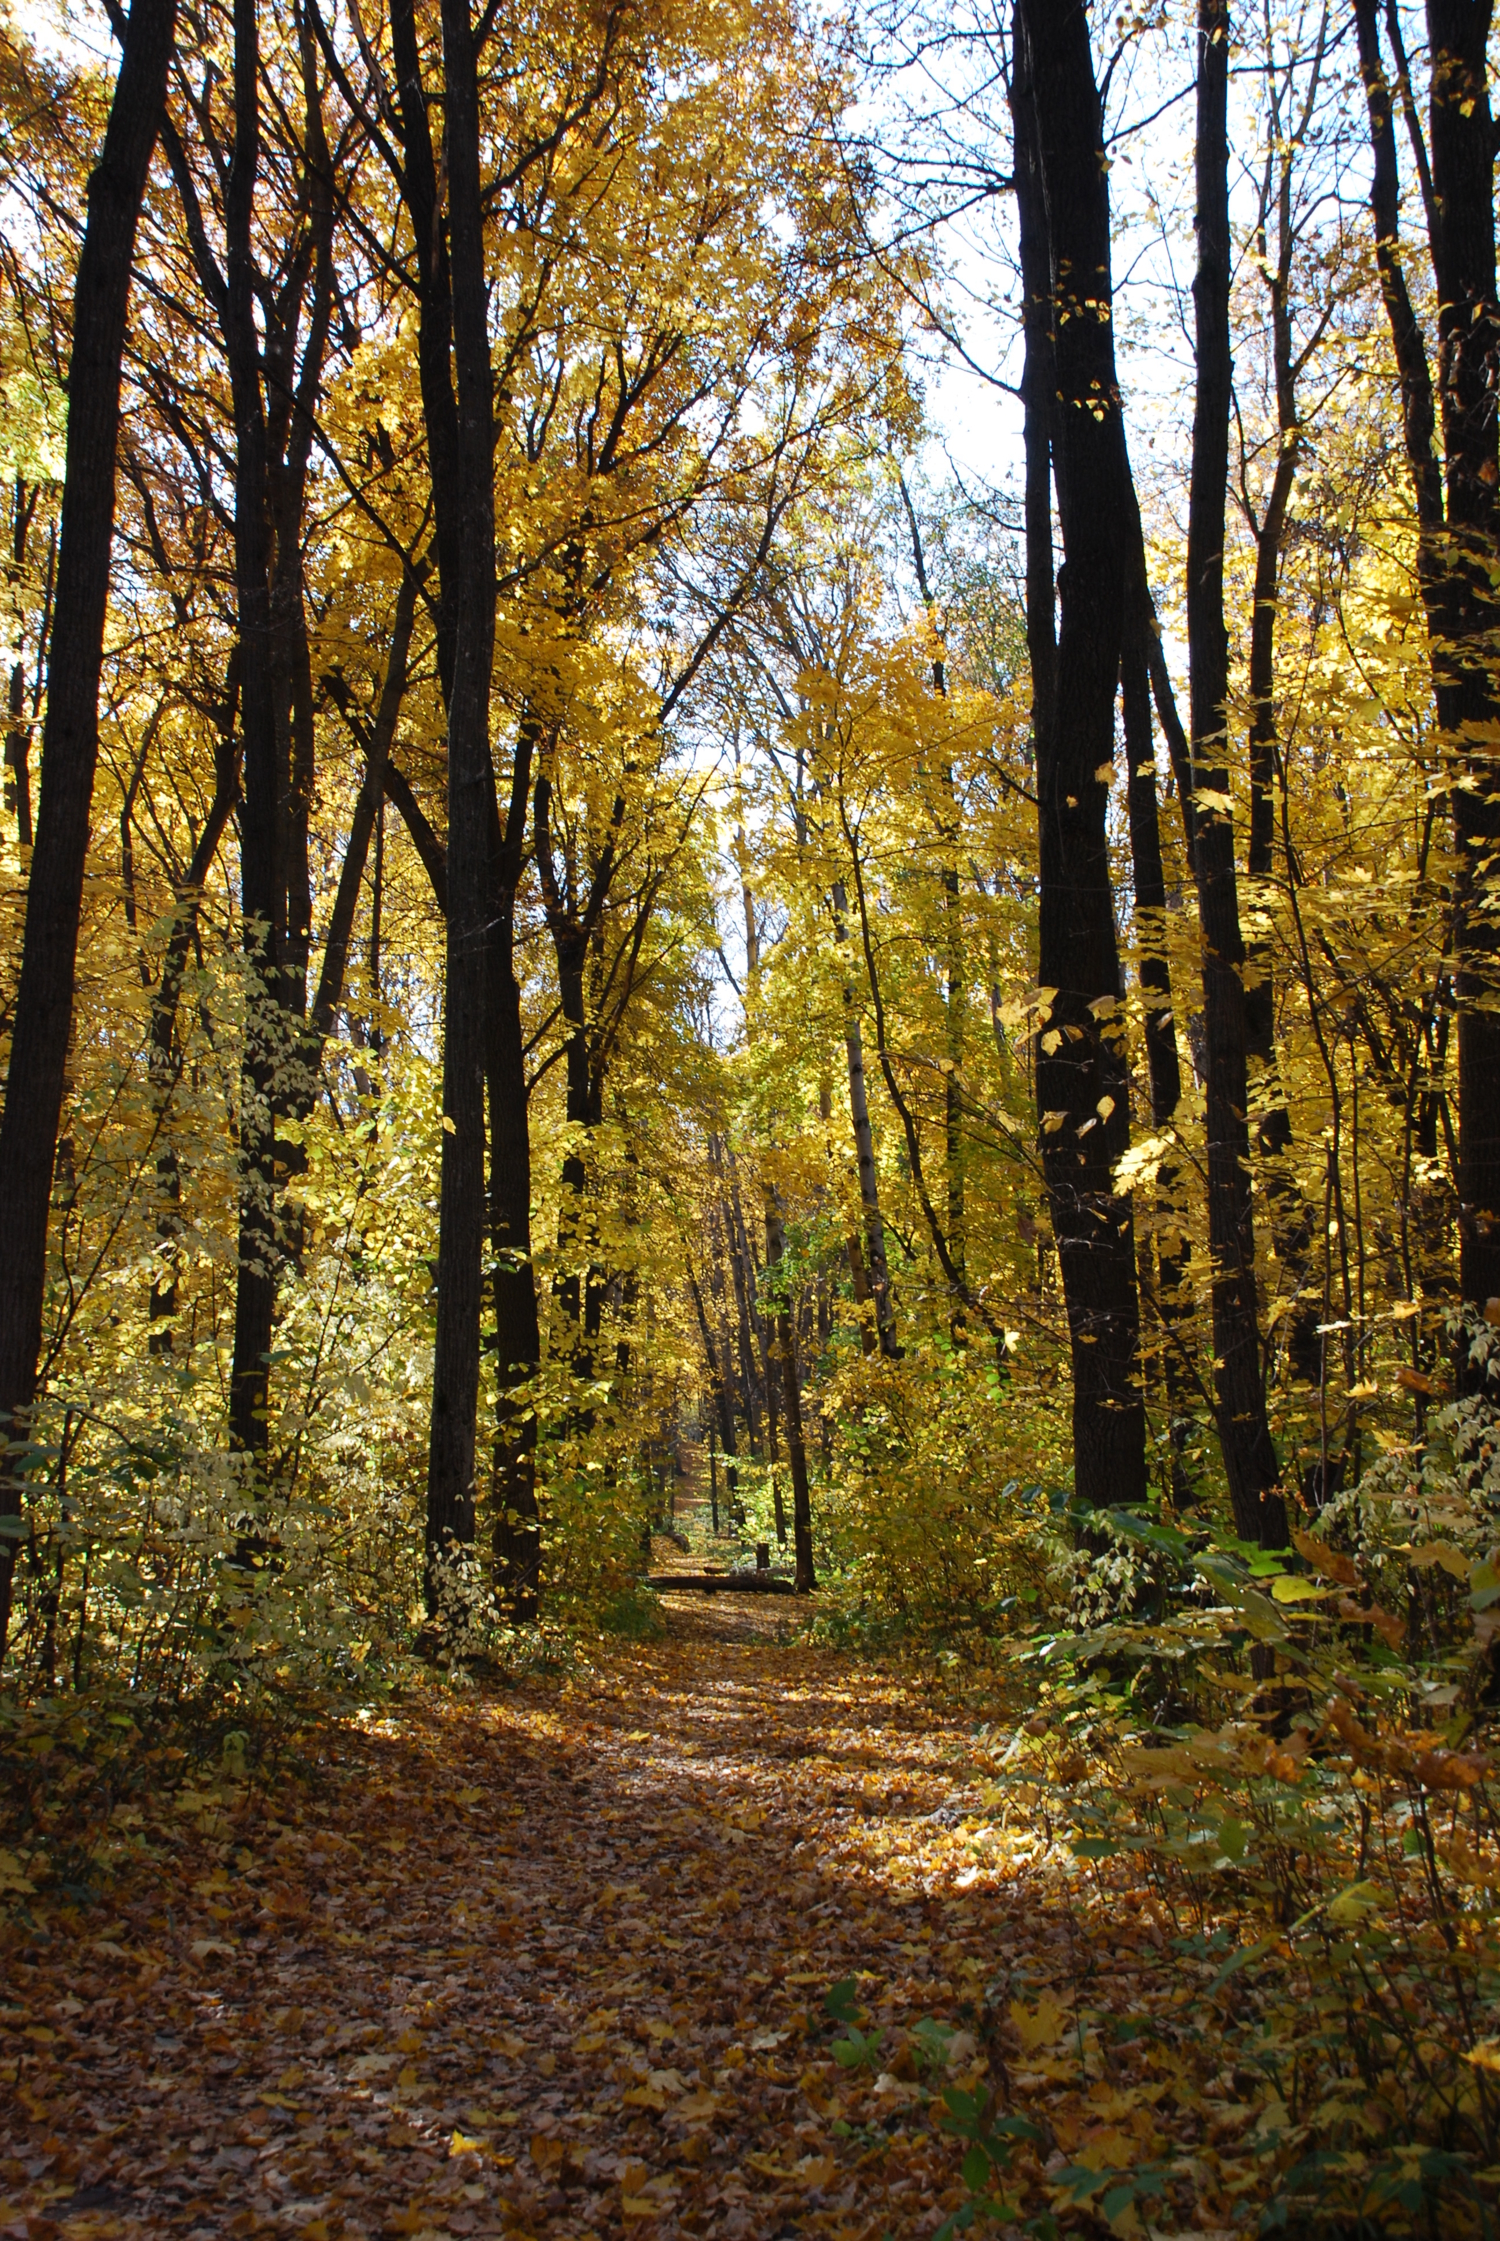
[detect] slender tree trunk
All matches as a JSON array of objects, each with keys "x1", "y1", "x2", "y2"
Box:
[
  {"x1": 764, "y1": 1199, "x2": 815, "y2": 1590},
  {"x1": 1352, "y1": 0, "x2": 1460, "y2": 1357},
  {"x1": 847, "y1": 1011, "x2": 897, "y2": 1350},
  {"x1": 1184, "y1": 0, "x2": 1285, "y2": 1546},
  {"x1": 4, "y1": 477, "x2": 44, "y2": 847},
  {"x1": 149, "y1": 653, "x2": 241, "y2": 1344},
  {"x1": 311, "y1": 570, "x2": 420, "y2": 1042},
  {"x1": 714, "y1": 1176, "x2": 763, "y2": 1454},
  {"x1": 1014, "y1": 0, "x2": 1147, "y2": 1512},
  {"x1": 1121, "y1": 640, "x2": 1195, "y2": 1504},
  {"x1": 830, "y1": 881, "x2": 899, "y2": 1356},
  {"x1": 1357, "y1": 1, "x2": 1500, "y2": 1335},
  {"x1": 424, "y1": 0, "x2": 497, "y2": 1590},
  {"x1": 218, "y1": 0, "x2": 291, "y2": 1461},
  {"x1": 688, "y1": 1262, "x2": 740, "y2": 1509},
  {"x1": 898, "y1": 478, "x2": 968, "y2": 1295},
  {"x1": 489, "y1": 725, "x2": 542, "y2": 1616},
  {"x1": 1427, "y1": 0, "x2": 1500, "y2": 1322},
  {"x1": 0, "y1": 0, "x2": 177, "y2": 1652}
]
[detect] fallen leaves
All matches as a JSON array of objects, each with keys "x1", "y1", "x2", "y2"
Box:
[
  {"x1": 11, "y1": 1587, "x2": 1491, "y2": 2240},
  {"x1": 1, "y1": 1599, "x2": 1017, "y2": 2240}
]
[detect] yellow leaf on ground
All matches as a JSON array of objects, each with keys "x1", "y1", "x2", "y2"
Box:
[
  {"x1": 794, "y1": 2153, "x2": 839, "y2": 2187},
  {"x1": 1010, "y1": 1993, "x2": 1069, "y2": 2051}
]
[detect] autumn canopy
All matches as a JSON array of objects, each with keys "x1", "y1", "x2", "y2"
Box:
[{"x1": 6, "y1": 0, "x2": 1500, "y2": 2231}]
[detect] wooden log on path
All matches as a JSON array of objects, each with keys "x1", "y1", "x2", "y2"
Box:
[{"x1": 646, "y1": 1572, "x2": 798, "y2": 1596}]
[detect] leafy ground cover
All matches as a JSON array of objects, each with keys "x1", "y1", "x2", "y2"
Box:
[{"x1": 10, "y1": 1577, "x2": 1485, "y2": 2241}]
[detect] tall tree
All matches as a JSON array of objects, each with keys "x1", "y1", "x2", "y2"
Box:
[
  {"x1": 1355, "y1": 0, "x2": 1500, "y2": 1345},
  {"x1": 1184, "y1": 0, "x2": 1285, "y2": 1548},
  {"x1": 0, "y1": 0, "x2": 178, "y2": 1652},
  {"x1": 763, "y1": 1195, "x2": 816, "y2": 1590},
  {"x1": 422, "y1": 0, "x2": 499, "y2": 1590},
  {"x1": 1012, "y1": 0, "x2": 1147, "y2": 1512},
  {"x1": 160, "y1": 0, "x2": 341, "y2": 1458}
]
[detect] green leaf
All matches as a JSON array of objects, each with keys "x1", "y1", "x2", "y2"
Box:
[
  {"x1": 962, "y1": 2144, "x2": 993, "y2": 2191},
  {"x1": 1216, "y1": 1815, "x2": 1248, "y2": 1861},
  {"x1": 824, "y1": 1977, "x2": 862, "y2": 2025},
  {"x1": 988, "y1": 2116, "x2": 1042, "y2": 2145},
  {"x1": 1471, "y1": 1560, "x2": 1500, "y2": 1612},
  {"x1": 1236, "y1": 1589, "x2": 1290, "y2": 1643}
]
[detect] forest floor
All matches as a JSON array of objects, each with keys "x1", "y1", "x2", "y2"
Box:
[
  {"x1": 5, "y1": 1591, "x2": 1035, "y2": 2241},
  {"x1": 4, "y1": 1497, "x2": 1266, "y2": 2241}
]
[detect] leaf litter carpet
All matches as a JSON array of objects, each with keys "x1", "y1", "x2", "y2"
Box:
[{"x1": 4, "y1": 1598, "x2": 1197, "y2": 2240}]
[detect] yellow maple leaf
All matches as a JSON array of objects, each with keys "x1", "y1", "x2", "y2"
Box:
[{"x1": 1010, "y1": 1992, "x2": 1069, "y2": 2052}]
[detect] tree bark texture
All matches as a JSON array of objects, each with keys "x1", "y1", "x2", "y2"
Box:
[
  {"x1": 489, "y1": 722, "x2": 542, "y2": 1615},
  {"x1": 424, "y1": 0, "x2": 498, "y2": 1585},
  {"x1": 1423, "y1": 2, "x2": 1500, "y2": 1317},
  {"x1": 764, "y1": 1199, "x2": 816, "y2": 1591},
  {"x1": 1014, "y1": 0, "x2": 1147, "y2": 1512},
  {"x1": 1185, "y1": 0, "x2": 1285, "y2": 1546}
]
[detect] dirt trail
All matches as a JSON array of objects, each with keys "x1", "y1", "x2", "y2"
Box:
[{"x1": 3, "y1": 1606, "x2": 1029, "y2": 2241}]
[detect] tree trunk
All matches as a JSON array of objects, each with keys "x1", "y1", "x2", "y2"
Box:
[
  {"x1": 688, "y1": 1261, "x2": 740, "y2": 1511},
  {"x1": 489, "y1": 725, "x2": 542, "y2": 1616},
  {"x1": 1121, "y1": 638, "x2": 1196, "y2": 1506},
  {"x1": 1014, "y1": 0, "x2": 1147, "y2": 1513},
  {"x1": 148, "y1": 654, "x2": 241, "y2": 1345},
  {"x1": 764, "y1": 1199, "x2": 816, "y2": 1591},
  {"x1": 0, "y1": 0, "x2": 177, "y2": 1653},
  {"x1": 713, "y1": 1173, "x2": 763, "y2": 1455},
  {"x1": 311, "y1": 569, "x2": 420, "y2": 1042},
  {"x1": 212, "y1": 0, "x2": 299, "y2": 1459},
  {"x1": 1426, "y1": 0, "x2": 1500, "y2": 1320},
  {"x1": 1352, "y1": 0, "x2": 1464, "y2": 1364},
  {"x1": 424, "y1": 0, "x2": 498, "y2": 1592},
  {"x1": 830, "y1": 881, "x2": 899, "y2": 1357},
  {"x1": 1184, "y1": 0, "x2": 1285, "y2": 1547}
]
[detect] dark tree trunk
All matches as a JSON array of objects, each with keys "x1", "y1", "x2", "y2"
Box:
[
  {"x1": 0, "y1": 0, "x2": 177, "y2": 1653},
  {"x1": 1014, "y1": 0, "x2": 1147, "y2": 1513},
  {"x1": 424, "y1": 0, "x2": 499, "y2": 1590},
  {"x1": 382, "y1": 0, "x2": 529, "y2": 1598},
  {"x1": 1122, "y1": 647, "x2": 1181, "y2": 1134},
  {"x1": 1352, "y1": 0, "x2": 1444, "y2": 538},
  {"x1": 713, "y1": 1175, "x2": 763, "y2": 1455},
  {"x1": 1013, "y1": 27, "x2": 1056, "y2": 765},
  {"x1": 533, "y1": 762, "x2": 615, "y2": 1368},
  {"x1": 830, "y1": 880, "x2": 898, "y2": 1355},
  {"x1": 213, "y1": 0, "x2": 296, "y2": 1459},
  {"x1": 764, "y1": 1200, "x2": 816, "y2": 1591},
  {"x1": 688, "y1": 1262, "x2": 740, "y2": 1508},
  {"x1": 1423, "y1": 2, "x2": 1500, "y2": 1323},
  {"x1": 148, "y1": 655, "x2": 241, "y2": 1346},
  {"x1": 489, "y1": 724, "x2": 542, "y2": 1616},
  {"x1": 1184, "y1": 0, "x2": 1285, "y2": 1547},
  {"x1": 4, "y1": 478, "x2": 46, "y2": 848},
  {"x1": 162, "y1": 35, "x2": 334, "y2": 1453},
  {"x1": 1353, "y1": 0, "x2": 1461, "y2": 1359},
  {"x1": 312, "y1": 570, "x2": 420, "y2": 1043},
  {"x1": 1121, "y1": 637, "x2": 1196, "y2": 1507}
]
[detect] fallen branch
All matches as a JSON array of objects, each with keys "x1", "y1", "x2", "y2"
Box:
[{"x1": 646, "y1": 1572, "x2": 799, "y2": 1596}]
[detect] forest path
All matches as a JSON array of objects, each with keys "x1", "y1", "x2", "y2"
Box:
[{"x1": 4, "y1": 1611, "x2": 1041, "y2": 2241}]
